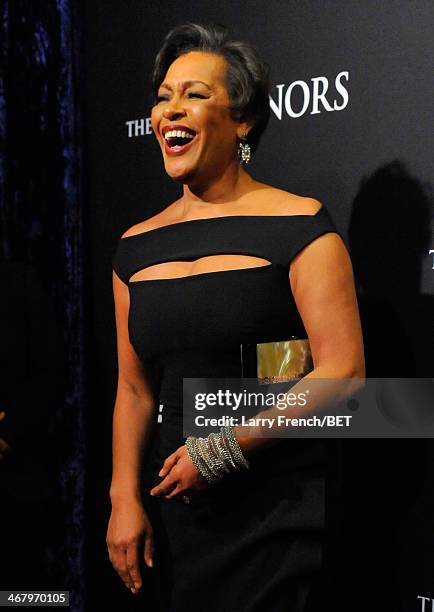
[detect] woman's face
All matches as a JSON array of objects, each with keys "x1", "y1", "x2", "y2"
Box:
[{"x1": 151, "y1": 51, "x2": 247, "y2": 185}]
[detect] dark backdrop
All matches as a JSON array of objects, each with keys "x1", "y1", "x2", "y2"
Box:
[
  {"x1": 83, "y1": 2, "x2": 434, "y2": 611},
  {"x1": 0, "y1": 2, "x2": 85, "y2": 610}
]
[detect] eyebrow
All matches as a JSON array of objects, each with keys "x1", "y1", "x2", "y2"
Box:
[{"x1": 159, "y1": 80, "x2": 212, "y2": 91}]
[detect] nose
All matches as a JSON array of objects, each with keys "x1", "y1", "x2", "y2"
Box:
[{"x1": 162, "y1": 95, "x2": 186, "y2": 121}]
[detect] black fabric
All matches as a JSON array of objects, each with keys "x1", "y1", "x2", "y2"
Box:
[
  {"x1": 112, "y1": 205, "x2": 342, "y2": 284},
  {"x1": 145, "y1": 406, "x2": 326, "y2": 612},
  {"x1": 112, "y1": 205, "x2": 344, "y2": 611},
  {"x1": 112, "y1": 205, "x2": 344, "y2": 406}
]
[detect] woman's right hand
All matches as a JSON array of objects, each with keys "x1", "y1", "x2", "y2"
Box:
[{"x1": 106, "y1": 496, "x2": 154, "y2": 595}]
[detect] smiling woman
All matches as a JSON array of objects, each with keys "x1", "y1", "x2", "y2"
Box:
[
  {"x1": 149, "y1": 25, "x2": 269, "y2": 188},
  {"x1": 151, "y1": 51, "x2": 253, "y2": 185},
  {"x1": 107, "y1": 21, "x2": 365, "y2": 612}
]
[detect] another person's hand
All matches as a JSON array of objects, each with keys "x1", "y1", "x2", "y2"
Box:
[
  {"x1": 150, "y1": 444, "x2": 210, "y2": 501},
  {"x1": 0, "y1": 411, "x2": 11, "y2": 460},
  {"x1": 106, "y1": 497, "x2": 154, "y2": 595}
]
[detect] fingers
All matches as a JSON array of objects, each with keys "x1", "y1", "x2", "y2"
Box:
[
  {"x1": 150, "y1": 476, "x2": 188, "y2": 501},
  {"x1": 143, "y1": 530, "x2": 154, "y2": 568},
  {"x1": 107, "y1": 537, "x2": 144, "y2": 594},
  {"x1": 164, "y1": 484, "x2": 182, "y2": 500},
  {"x1": 125, "y1": 544, "x2": 142, "y2": 593},
  {"x1": 154, "y1": 481, "x2": 193, "y2": 502},
  {"x1": 150, "y1": 477, "x2": 178, "y2": 498},
  {"x1": 108, "y1": 544, "x2": 133, "y2": 591},
  {"x1": 158, "y1": 451, "x2": 179, "y2": 477},
  {"x1": 164, "y1": 485, "x2": 191, "y2": 501}
]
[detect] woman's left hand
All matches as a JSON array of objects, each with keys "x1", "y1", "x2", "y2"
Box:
[{"x1": 149, "y1": 444, "x2": 210, "y2": 501}]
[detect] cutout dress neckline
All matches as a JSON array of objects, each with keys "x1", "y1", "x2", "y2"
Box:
[
  {"x1": 120, "y1": 205, "x2": 325, "y2": 241},
  {"x1": 111, "y1": 200, "x2": 344, "y2": 405}
]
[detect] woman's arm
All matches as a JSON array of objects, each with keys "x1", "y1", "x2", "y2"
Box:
[
  {"x1": 234, "y1": 229, "x2": 366, "y2": 456},
  {"x1": 107, "y1": 269, "x2": 157, "y2": 595},
  {"x1": 109, "y1": 269, "x2": 157, "y2": 501},
  {"x1": 150, "y1": 226, "x2": 366, "y2": 502}
]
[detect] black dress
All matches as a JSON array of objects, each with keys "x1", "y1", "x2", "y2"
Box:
[{"x1": 112, "y1": 205, "x2": 343, "y2": 612}]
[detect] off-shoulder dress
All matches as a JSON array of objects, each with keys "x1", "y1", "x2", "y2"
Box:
[{"x1": 111, "y1": 204, "x2": 343, "y2": 612}]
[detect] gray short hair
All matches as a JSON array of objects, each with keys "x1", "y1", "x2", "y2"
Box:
[{"x1": 151, "y1": 22, "x2": 271, "y2": 155}]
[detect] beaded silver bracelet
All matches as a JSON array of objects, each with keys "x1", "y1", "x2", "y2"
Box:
[
  {"x1": 197, "y1": 436, "x2": 224, "y2": 479},
  {"x1": 185, "y1": 426, "x2": 250, "y2": 485},
  {"x1": 209, "y1": 432, "x2": 232, "y2": 473},
  {"x1": 221, "y1": 425, "x2": 249, "y2": 470},
  {"x1": 185, "y1": 436, "x2": 220, "y2": 483}
]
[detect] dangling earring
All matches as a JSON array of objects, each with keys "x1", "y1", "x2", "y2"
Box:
[{"x1": 238, "y1": 134, "x2": 251, "y2": 165}]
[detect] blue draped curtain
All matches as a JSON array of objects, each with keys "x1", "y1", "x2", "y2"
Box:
[{"x1": 0, "y1": 1, "x2": 85, "y2": 610}]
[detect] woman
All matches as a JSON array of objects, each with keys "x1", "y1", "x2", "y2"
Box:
[{"x1": 107, "y1": 22, "x2": 365, "y2": 612}]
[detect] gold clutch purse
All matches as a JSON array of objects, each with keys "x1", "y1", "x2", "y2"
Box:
[{"x1": 241, "y1": 338, "x2": 313, "y2": 384}]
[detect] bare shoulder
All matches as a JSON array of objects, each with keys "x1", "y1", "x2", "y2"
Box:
[
  {"x1": 120, "y1": 200, "x2": 182, "y2": 238},
  {"x1": 269, "y1": 189, "x2": 322, "y2": 215},
  {"x1": 120, "y1": 215, "x2": 161, "y2": 239},
  {"x1": 250, "y1": 184, "x2": 323, "y2": 216}
]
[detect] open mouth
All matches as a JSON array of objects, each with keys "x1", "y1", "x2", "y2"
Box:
[{"x1": 163, "y1": 128, "x2": 197, "y2": 153}]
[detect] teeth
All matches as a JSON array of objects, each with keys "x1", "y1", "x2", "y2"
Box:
[{"x1": 164, "y1": 129, "x2": 195, "y2": 140}]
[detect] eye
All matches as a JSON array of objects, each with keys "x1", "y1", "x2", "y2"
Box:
[
  {"x1": 155, "y1": 95, "x2": 169, "y2": 103},
  {"x1": 187, "y1": 92, "x2": 207, "y2": 99}
]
